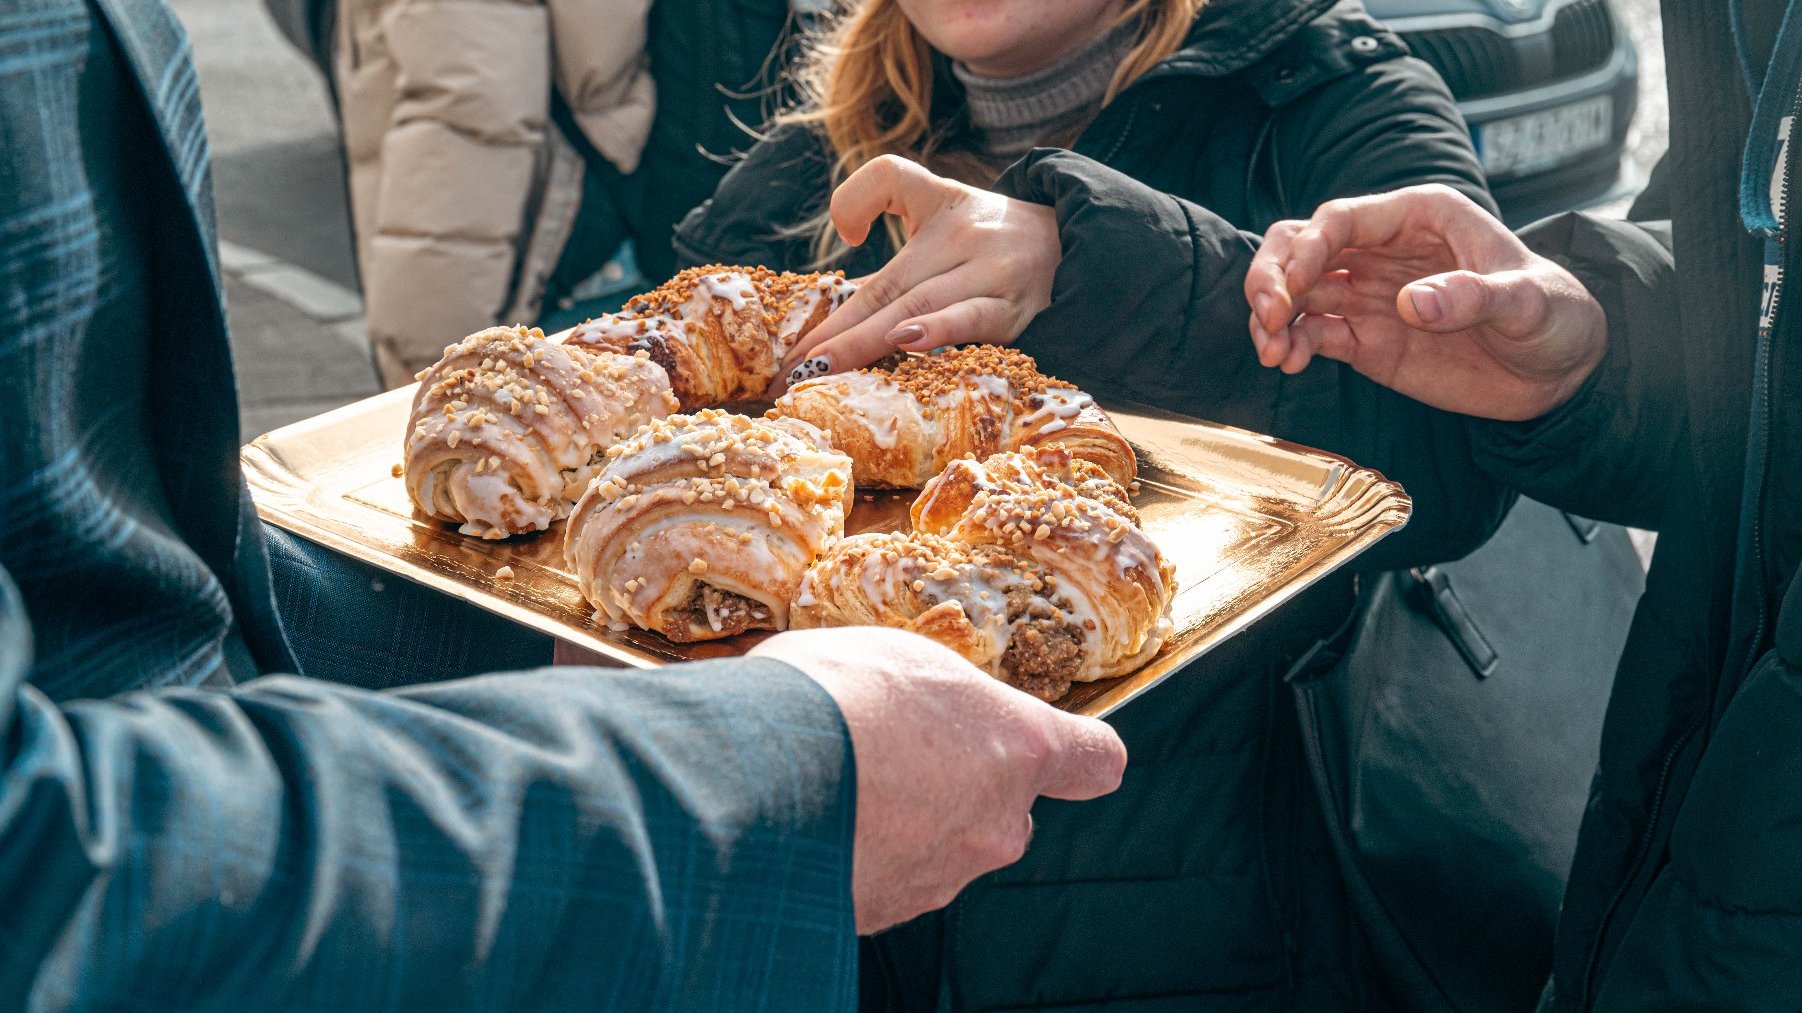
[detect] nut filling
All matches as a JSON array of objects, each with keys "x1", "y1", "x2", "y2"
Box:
[
  {"x1": 685, "y1": 583, "x2": 769, "y2": 638},
  {"x1": 1002, "y1": 589, "x2": 1086, "y2": 700}
]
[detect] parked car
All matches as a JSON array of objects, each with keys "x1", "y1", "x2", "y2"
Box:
[{"x1": 1366, "y1": 0, "x2": 1640, "y2": 225}]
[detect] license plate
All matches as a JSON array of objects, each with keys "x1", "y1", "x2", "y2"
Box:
[{"x1": 1476, "y1": 96, "x2": 1613, "y2": 179}]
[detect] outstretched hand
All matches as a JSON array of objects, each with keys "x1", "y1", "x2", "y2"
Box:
[
  {"x1": 772, "y1": 155, "x2": 1059, "y2": 394},
  {"x1": 1244, "y1": 184, "x2": 1608, "y2": 422},
  {"x1": 750, "y1": 626, "x2": 1126, "y2": 935}
]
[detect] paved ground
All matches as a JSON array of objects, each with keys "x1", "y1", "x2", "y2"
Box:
[
  {"x1": 173, "y1": 0, "x2": 1671, "y2": 442},
  {"x1": 171, "y1": 0, "x2": 372, "y2": 440}
]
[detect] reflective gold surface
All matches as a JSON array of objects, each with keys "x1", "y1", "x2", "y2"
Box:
[{"x1": 242, "y1": 388, "x2": 1410, "y2": 717}]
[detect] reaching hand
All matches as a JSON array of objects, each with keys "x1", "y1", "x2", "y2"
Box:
[
  {"x1": 1243, "y1": 184, "x2": 1608, "y2": 422},
  {"x1": 749, "y1": 626, "x2": 1126, "y2": 934},
  {"x1": 772, "y1": 155, "x2": 1060, "y2": 394}
]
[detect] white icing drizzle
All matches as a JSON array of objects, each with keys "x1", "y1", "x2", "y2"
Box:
[
  {"x1": 864, "y1": 552, "x2": 902, "y2": 603},
  {"x1": 450, "y1": 470, "x2": 554, "y2": 538},
  {"x1": 695, "y1": 271, "x2": 757, "y2": 310},
  {"x1": 776, "y1": 275, "x2": 857, "y2": 343},
  {"x1": 571, "y1": 312, "x2": 685, "y2": 348},
  {"x1": 1020, "y1": 388, "x2": 1093, "y2": 436},
  {"x1": 830, "y1": 372, "x2": 912, "y2": 450},
  {"x1": 966, "y1": 373, "x2": 1013, "y2": 402}
]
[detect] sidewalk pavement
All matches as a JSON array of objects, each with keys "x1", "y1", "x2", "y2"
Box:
[
  {"x1": 167, "y1": 0, "x2": 380, "y2": 442},
  {"x1": 223, "y1": 240, "x2": 381, "y2": 442}
]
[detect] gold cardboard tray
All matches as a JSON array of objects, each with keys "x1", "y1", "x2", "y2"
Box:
[{"x1": 243, "y1": 388, "x2": 1409, "y2": 718}]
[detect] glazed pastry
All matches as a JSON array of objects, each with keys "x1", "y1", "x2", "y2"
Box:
[
  {"x1": 404, "y1": 325, "x2": 678, "y2": 538},
  {"x1": 792, "y1": 448, "x2": 1175, "y2": 700},
  {"x1": 568, "y1": 265, "x2": 856, "y2": 409},
  {"x1": 770, "y1": 345, "x2": 1136, "y2": 489},
  {"x1": 565, "y1": 409, "x2": 854, "y2": 642}
]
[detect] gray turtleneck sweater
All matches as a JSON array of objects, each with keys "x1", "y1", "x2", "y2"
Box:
[{"x1": 950, "y1": 22, "x2": 1140, "y2": 160}]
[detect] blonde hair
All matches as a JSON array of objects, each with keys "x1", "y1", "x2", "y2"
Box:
[{"x1": 776, "y1": 0, "x2": 1206, "y2": 264}]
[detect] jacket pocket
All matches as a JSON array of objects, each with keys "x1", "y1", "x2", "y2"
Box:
[
  {"x1": 1595, "y1": 651, "x2": 1802, "y2": 1009},
  {"x1": 1665, "y1": 651, "x2": 1802, "y2": 913}
]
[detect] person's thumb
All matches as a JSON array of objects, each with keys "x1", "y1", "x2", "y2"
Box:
[
  {"x1": 1036, "y1": 714, "x2": 1128, "y2": 801},
  {"x1": 1398, "y1": 269, "x2": 1548, "y2": 336}
]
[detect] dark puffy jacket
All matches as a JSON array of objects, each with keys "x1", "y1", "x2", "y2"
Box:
[
  {"x1": 1463, "y1": 1, "x2": 1802, "y2": 1007},
  {"x1": 911, "y1": 2, "x2": 1802, "y2": 1010},
  {"x1": 677, "y1": 1, "x2": 1515, "y2": 1009}
]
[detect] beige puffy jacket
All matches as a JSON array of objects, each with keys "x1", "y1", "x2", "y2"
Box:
[{"x1": 335, "y1": 0, "x2": 655, "y2": 386}]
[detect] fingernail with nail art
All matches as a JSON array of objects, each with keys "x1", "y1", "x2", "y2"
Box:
[
  {"x1": 887, "y1": 324, "x2": 926, "y2": 347},
  {"x1": 786, "y1": 355, "x2": 832, "y2": 387}
]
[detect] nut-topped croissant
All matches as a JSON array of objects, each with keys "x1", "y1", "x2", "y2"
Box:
[
  {"x1": 770, "y1": 346, "x2": 1136, "y2": 489},
  {"x1": 568, "y1": 266, "x2": 856, "y2": 409},
  {"x1": 404, "y1": 325, "x2": 678, "y2": 538},
  {"x1": 792, "y1": 447, "x2": 1174, "y2": 700},
  {"x1": 565, "y1": 409, "x2": 855, "y2": 642}
]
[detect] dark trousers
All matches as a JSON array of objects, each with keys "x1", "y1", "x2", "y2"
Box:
[{"x1": 263, "y1": 525, "x2": 552, "y2": 689}]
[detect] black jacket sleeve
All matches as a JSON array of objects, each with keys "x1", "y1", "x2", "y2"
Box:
[
  {"x1": 1264, "y1": 52, "x2": 1498, "y2": 216},
  {"x1": 996, "y1": 149, "x2": 1508, "y2": 568},
  {"x1": 672, "y1": 124, "x2": 853, "y2": 272},
  {"x1": 1468, "y1": 213, "x2": 1685, "y2": 530}
]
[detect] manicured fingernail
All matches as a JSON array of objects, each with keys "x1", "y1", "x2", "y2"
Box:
[
  {"x1": 787, "y1": 355, "x2": 831, "y2": 387},
  {"x1": 1254, "y1": 293, "x2": 1272, "y2": 323},
  {"x1": 1409, "y1": 285, "x2": 1445, "y2": 324},
  {"x1": 887, "y1": 324, "x2": 926, "y2": 347}
]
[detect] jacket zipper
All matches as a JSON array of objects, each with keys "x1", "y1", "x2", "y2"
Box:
[
  {"x1": 1742, "y1": 50, "x2": 1801, "y2": 688},
  {"x1": 1578, "y1": 68, "x2": 1802, "y2": 1012}
]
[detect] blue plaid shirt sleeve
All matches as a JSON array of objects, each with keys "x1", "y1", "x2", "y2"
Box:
[
  {"x1": 0, "y1": 0, "x2": 858, "y2": 1004},
  {"x1": 0, "y1": 566, "x2": 858, "y2": 1010}
]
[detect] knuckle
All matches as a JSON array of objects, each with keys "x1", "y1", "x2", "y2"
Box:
[
  {"x1": 898, "y1": 290, "x2": 939, "y2": 322},
  {"x1": 1290, "y1": 227, "x2": 1326, "y2": 258},
  {"x1": 1410, "y1": 182, "x2": 1463, "y2": 204},
  {"x1": 862, "y1": 272, "x2": 903, "y2": 309},
  {"x1": 1515, "y1": 274, "x2": 1552, "y2": 323},
  {"x1": 951, "y1": 300, "x2": 986, "y2": 328},
  {"x1": 867, "y1": 153, "x2": 907, "y2": 180},
  {"x1": 1419, "y1": 183, "x2": 1481, "y2": 220},
  {"x1": 1449, "y1": 271, "x2": 1488, "y2": 309},
  {"x1": 1316, "y1": 197, "x2": 1357, "y2": 221},
  {"x1": 993, "y1": 825, "x2": 1029, "y2": 866},
  {"x1": 966, "y1": 821, "x2": 1026, "y2": 869},
  {"x1": 932, "y1": 882, "x2": 965, "y2": 910},
  {"x1": 1008, "y1": 717, "x2": 1056, "y2": 770}
]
